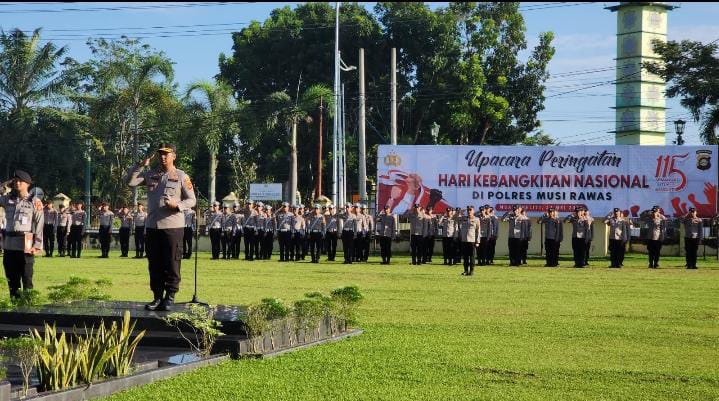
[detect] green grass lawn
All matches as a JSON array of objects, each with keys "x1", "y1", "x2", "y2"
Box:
[{"x1": 26, "y1": 250, "x2": 719, "y2": 401}]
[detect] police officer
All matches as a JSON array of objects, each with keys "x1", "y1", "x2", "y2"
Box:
[
  {"x1": 243, "y1": 200, "x2": 258, "y2": 261},
  {"x1": 423, "y1": 207, "x2": 437, "y2": 264},
  {"x1": 118, "y1": 206, "x2": 132, "y2": 257},
  {"x1": 126, "y1": 143, "x2": 196, "y2": 311},
  {"x1": 231, "y1": 203, "x2": 243, "y2": 259},
  {"x1": 338, "y1": 204, "x2": 357, "y2": 264},
  {"x1": 604, "y1": 208, "x2": 630, "y2": 268},
  {"x1": 133, "y1": 203, "x2": 147, "y2": 259},
  {"x1": 307, "y1": 204, "x2": 326, "y2": 263},
  {"x1": 539, "y1": 208, "x2": 563, "y2": 267},
  {"x1": 439, "y1": 208, "x2": 457, "y2": 265},
  {"x1": 0, "y1": 207, "x2": 5, "y2": 256},
  {"x1": 261, "y1": 206, "x2": 275, "y2": 259},
  {"x1": 376, "y1": 205, "x2": 396, "y2": 265},
  {"x1": 458, "y1": 206, "x2": 480, "y2": 276},
  {"x1": 359, "y1": 205, "x2": 373, "y2": 262},
  {"x1": 0, "y1": 171, "x2": 44, "y2": 298},
  {"x1": 583, "y1": 208, "x2": 594, "y2": 266},
  {"x1": 503, "y1": 206, "x2": 523, "y2": 267},
  {"x1": 43, "y1": 202, "x2": 58, "y2": 257},
  {"x1": 56, "y1": 204, "x2": 71, "y2": 257},
  {"x1": 403, "y1": 204, "x2": 425, "y2": 265},
  {"x1": 183, "y1": 207, "x2": 195, "y2": 259},
  {"x1": 69, "y1": 201, "x2": 86, "y2": 258},
  {"x1": 98, "y1": 202, "x2": 115, "y2": 258},
  {"x1": 478, "y1": 206, "x2": 490, "y2": 266},
  {"x1": 291, "y1": 205, "x2": 306, "y2": 261},
  {"x1": 565, "y1": 207, "x2": 588, "y2": 268},
  {"x1": 325, "y1": 205, "x2": 338, "y2": 261},
  {"x1": 275, "y1": 202, "x2": 293, "y2": 262},
  {"x1": 682, "y1": 207, "x2": 703, "y2": 269},
  {"x1": 221, "y1": 205, "x2": 235, "y2": 259},
  {"x1": 641, "y1": 206, "x2": 667, "y2": 269},
  {"x1": 519, "y1": 208, "x2": 532, "y2": 265},
  {"x1": 255, "y1": 202, "x2": 266, "y2": 260},
  {"x1": 487, "y1": 206, "x2": 499, "y2": 265},
  {"x1": 206, "y1": 202, "x2": 222, "y2": 260}
]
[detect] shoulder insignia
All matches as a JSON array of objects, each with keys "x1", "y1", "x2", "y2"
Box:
[{"x1": 184, "y1": 175, "x2": 193, "y2": 191}]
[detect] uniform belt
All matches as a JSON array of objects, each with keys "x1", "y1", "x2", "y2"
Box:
[
  {"x1": 279, "y1": 229, "x2": 290, "y2": 232},
  {"x1": 311, "y1": 230, "x2": 322, "y2": 233},
  {"x1": 5, "y1": 232, "x2": 27, "y2": 237}
]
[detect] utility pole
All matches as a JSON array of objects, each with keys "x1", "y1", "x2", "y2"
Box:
[
  {"x1": 391, "y1": 47, "x2": 397, "y2": 145},
  {"x1": 358, "y1": 48, "x2": 367, "y2": 203},
  {"x1": 317, "y1": 96, "x2": 323, "y2": 199},
  {"x1": 290, "y1": 118, "x2": 298, "y2": 205},
  {"x1": 85, "y1": 138, "x2": 92, "y2": 226},
  {"x1": 332, "y1": 2, "x2": 340, "y2": 206}
]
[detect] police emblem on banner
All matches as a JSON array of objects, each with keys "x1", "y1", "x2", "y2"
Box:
[
  {"x1": 383, "y1": 152, "x2": 401, "y2": 167},
  {"x1": 696, "y1": 149, "x2": 712, "y2": 170}
]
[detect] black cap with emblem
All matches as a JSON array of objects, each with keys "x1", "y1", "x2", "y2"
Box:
[
  {"x1": 157, "y1": 143, "x2": 176, "y2": 154},
  {"x1": 12, "y1": 170, "x2": 32, "y2": 185}
]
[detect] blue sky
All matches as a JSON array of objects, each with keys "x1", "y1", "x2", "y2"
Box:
[{"x1": 4, "y1": 2, "x2": 719, "y2": 145}]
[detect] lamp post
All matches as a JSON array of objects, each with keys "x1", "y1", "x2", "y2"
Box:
[
  {"x1": 430, "y1": 122, "x2": 440, "y2": 144},
  {"x1": 673, "y1": 119, "x2": 686, "y2": 145}
]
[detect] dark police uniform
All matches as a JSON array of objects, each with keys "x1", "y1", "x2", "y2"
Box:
[
  {"x1": 275, "y1": 205, "x2": 293, "y2": 262},
  {"x1": 1, "y1": 171, "x2": 44, "y2": 298},
  {"x1": 43, "y1": 206, "x2": 58, "y2": 257},
  {"x1": 133, "y1": 208, "x2": 147, "y2": 258},
  {"x1": 98, "y1": 209, "x2": 115, "y2": 258},
  {"x1": 458, "y1": 213, "x2": 480, "y2": 276},
  {"x1": 119, "y1": 210, "x2": 133, "y2": 257},
  {"x1": 682, "y1": 211, "x2": 703, "y2": 269},
  {"x1": 376, "y1": 210, "x2": 396, "y2": 264},
  {"x1": 183, "y1": 209, "x2": 195, "y2": 259},
  {"x1": 539, "y1": 211, "x2": 563, "y2": 267},
  {"x1": 127, "y1": 144, "x2": 196, "y2": 310},
  {"x1": 69, "y1": 207, "x2": 85, "y2": 258},
  {"x1": 605, "y1": 210, "x2": 630, "y2": 268},
  {"x1": 56, "y1": 207, "x2": 71, "y2": 257},
  {"x1": 324, "y1": 208, "x2": 338, "y2": 261},
  {"x1": 307, "y1": 211, "x2": 325, "y2": 263}
]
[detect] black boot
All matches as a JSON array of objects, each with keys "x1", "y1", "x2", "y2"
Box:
[
  {"x1": 9, "y1": 288, "x2": 20, "y2": 299},
  {"x1": 157, "y1": 292, "x2": 175, "y2": 312},
  {"x1": 145, "y1": 292, "x2": 164, "y2": 311}
]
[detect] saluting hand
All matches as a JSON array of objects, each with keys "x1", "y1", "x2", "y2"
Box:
[{"x1": 142, "y1": 153, "x2": 156, "y2": 167}]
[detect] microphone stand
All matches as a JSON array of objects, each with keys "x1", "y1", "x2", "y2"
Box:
[{"x1": 188, "y1": 188, "x2": 208, "y2": 306}]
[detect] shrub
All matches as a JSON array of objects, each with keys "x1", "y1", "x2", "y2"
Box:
[
  {"x1": 304, "y1": 292, "x2": 337, "y2": 336},
  {"x1": 0, "y1": 336, "x2": 41, "y2": 396},
  {"x1": 0, "y1": 289, "x2": 46, "y2": 309},
  {"x1": 163, "y1": 304, "x2": 224, "y2": 357},
  {"x1": 107, "y1": 310, "x2": 145, "y2": 377},
  {"x1": 47, "y1": 277, "x2": 112, "y2": 303},
  {"x1": 292, "y1": 299, "x2": 324, "y2": 343},
  {"x1": 31, "y1": 324, "x2": 82, "y2": 391},
  {"x1": 330, "y1": 286, "x2": 364, "y2": 330}
]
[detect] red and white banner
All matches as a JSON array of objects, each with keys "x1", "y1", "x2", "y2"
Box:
[{"x1": 377, "y1": 145, "x2": 718, "y2": 218}]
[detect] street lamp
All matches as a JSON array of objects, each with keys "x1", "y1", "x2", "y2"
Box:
[
  {"x1": 430, "y1": 122, "x2": 440, "y2": 144},
  {"x1": 673, "y1": 119, "x2": 686, "y2": 145}
]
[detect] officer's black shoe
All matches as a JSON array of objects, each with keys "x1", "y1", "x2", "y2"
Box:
[
  {"x1": 156, "y1": 292, "x2": 175, "y2": 312},
  {"x1": 9, "y1": 289, "x2": 20, "y2": 299},
  {"x1": 145, "y1": 293, "x2": 163, "y2": 311}
]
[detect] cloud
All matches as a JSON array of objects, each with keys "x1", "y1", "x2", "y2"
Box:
[
  {"x1": 551, "y1": 33, "x2": 615, "y2": 52},
  {"x1": 669, "y1": 24, "x2": 719, "y2": 43}
]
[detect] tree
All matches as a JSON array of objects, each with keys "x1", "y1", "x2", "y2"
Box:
[
  {"x1": 645, "y1": 39, "x2": 719, "y2": 144},
  {"x1": 0, "y1": 28, "x2": 74, "y2": 178},
  {"x1": 521, "y1": 131, "x2": 557, "y2": 146},
  {"x1": 184, "y1": 80, "x2": 239, "y2": 203}
]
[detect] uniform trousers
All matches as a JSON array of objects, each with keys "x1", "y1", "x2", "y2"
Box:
[
  {"x1": 487, "y1": 237, "x2": 497, "y2": 263},
  {"x1": 231, "y1": 230, "x2": 242, "y2": 259},
  {"x1": 461, "y1": 242, "x2": 475, "y2": 274},
  {"x1": 379, "y1": 236, "x2": 392, "y2": 263},
  {"x1": 325, "y1": 232, "x2": 338, "y2": 260},
  {"x1": 685, "y1": 238, "x2": 699, "y2": 268},
  {"x1": 309, "y1": 232, "x2": 323, "y2": 262},
  {"x1": 477, "y1": 237, "x2": 488, "y2": 265},
  {"x1": 278, "y1": 231, "x2": 291, "y2": 261},
  {"x1": 99, "y1": 226, "x2": 112, "y2": 257},
  {"x1": 69, "y1": 225, "x2": 83, "y2": 258},
  {"x1": 410, "y1": 234, "x2": 423, "y2": 265},
  {"x1": 56, "y1": 226, "x2": 68, "y2": 256},
  {"x1": 571, "y1": 238, "x2": 586, "y2": 267},
  {"x1": 424, "y1": 236, "x2": 435, "y2": 263},
  {"x1": 442, "y1": 237, "x2": 455, "y2": 265},
  {"x1": 221, "y1": 230, "x2": 233, "y2": 259},
  {"x1": 647, "y1": 239, "x2": 662, "y2": 267},
  {"x1": 508, "y1": 238, "x2": 522, "y2": 266},
  {"x1": 119, "y1": 227, "x2": 131, "y2": 256},
  {"x1": 209, "y1": 228, "x2": 222, "y2": 259},
  {"x1": 3, "y1": 250, "x2": 33, "y2": 296},
  {"x1": 135, "y1": 227, "x2": 146, "y2": 258},
  {"x1": 183, "y1": 227, "x2": 194, "y2": 259},
  {"x1": 243, "y1": 227, "x2": 255, "y2": 260},
  {"x1": 608, "y1": 239, "x2": 625, "y2": 267},
  {"x1": 341, "y1": 230, "x2": 354, "y2": 263},
  {"x1": 145, "y1": 227, "x2": 183, "y2": 297},
  {"x1": 545, "y1": 239, "x2": 560, "y2": 267},
  {"x1": 43, "y1": 224, "x2": 55, "y2": 256}
]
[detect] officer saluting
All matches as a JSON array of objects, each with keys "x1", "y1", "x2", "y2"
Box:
[
  {"x1": 126, "y1": 143, "x2": 196, "y2": 311},
  {"x1": 205, "y1": 202, "x2": 222, "y2": 260},
  {"x1": 0, "y1": 170, "x2": 44, "y2": 299}
]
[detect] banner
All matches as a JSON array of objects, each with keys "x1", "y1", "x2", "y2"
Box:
[
  {"x1": 377, "y1": 145, "x2": 718, "y2": 218},
  {"x1": 250, "y1": 183, "x2": 283, "y2": 201}
]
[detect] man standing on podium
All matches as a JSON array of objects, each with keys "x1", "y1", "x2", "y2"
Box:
[{"x1": 126, "y1": 143, "x2": 196, "y2": 311}]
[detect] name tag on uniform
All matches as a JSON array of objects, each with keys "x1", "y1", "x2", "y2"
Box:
[
  {"x1": 20, "y1": 216, "x2": 28, "y2": 225},
  {"x1": 576, "y1": 232, "x2": 584, "y2": 239},
  {"x1": 513, "y1": 228, "x2": 521, "y2": 235}
]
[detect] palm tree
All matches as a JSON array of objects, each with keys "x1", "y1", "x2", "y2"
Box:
[
  {"x1": 184, "y1": 80, "x2": 237, "y2": 203},
  {"x1": 263, "y1": 84, "x2": 333, "y2": 205},
  {"x1": 0, "y1": 28, "x2": 71, "y2": 176}
]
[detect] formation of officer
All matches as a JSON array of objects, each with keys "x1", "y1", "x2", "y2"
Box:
[
  {"x1": 127, "y1": 143, "x2": 196, "y2": 311},
  {"x1": 1, "y1": 170, "x2": 44, "y2": 299}
]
